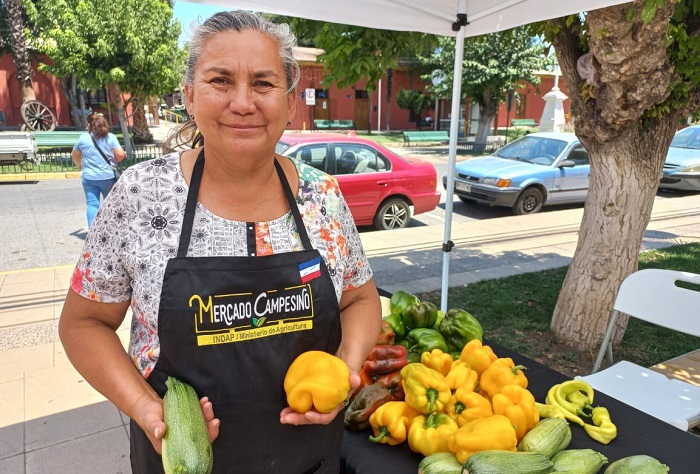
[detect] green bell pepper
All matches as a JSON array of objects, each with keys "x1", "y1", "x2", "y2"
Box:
[
  {"x1": 407, "y1": 327, "x2": 448, "y2": 354},
  {"x1": 383, "y1": 312, "x2": 406, "y2": 339},
  {"x1": 389, "y1": 290, "x2": 420, "y2": 316},
  {"x1": 395, "y1": 339, "x2": 411, "y2": 351},
  {"x1": 437, "y1": 308, "x2": 483, "y2": 352},
  {"x1": 401, "y1": 301, "x2": 439, "y2": 330},
  {"x1": 406, "y1": 351, "x2": 422, "y2": 364}
]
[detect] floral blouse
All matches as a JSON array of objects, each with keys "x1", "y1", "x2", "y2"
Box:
[{"x1": 70, "y1": 152, "x2": 373, "y2": 377}]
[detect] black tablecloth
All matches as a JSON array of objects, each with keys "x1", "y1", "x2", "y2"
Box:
[{"x1": 340, "y1": 340, "x2": 700, "y2": 473}]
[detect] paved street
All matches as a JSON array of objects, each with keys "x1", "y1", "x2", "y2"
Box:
[{"x1": 2, "y1": 126, "x2": 700, "y2": 472}]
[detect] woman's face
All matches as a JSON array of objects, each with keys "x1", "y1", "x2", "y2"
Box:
[{"x1": 185, "y1": 29, "x2": 296, "y2": 157}]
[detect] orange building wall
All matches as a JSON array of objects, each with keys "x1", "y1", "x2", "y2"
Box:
[
  {"x1": 0, "y1": 55, "x2": 71, "y2": 127},
  {"x1": 1, "y1": 54, "x2": 133, "y2": 130},
  {"x1": 292, "y1": 63, "x2": 427, "y2": 131},
  {"x1": 2, "y1": 51, "x2": 562, "y2": 133}
]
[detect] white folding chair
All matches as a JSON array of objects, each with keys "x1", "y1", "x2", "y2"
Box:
[{"x1": 577, "y1": 269, "x2": 700, "y2": 430}]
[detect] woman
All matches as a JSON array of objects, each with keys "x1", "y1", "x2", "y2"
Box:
[
  {"x1": 71, "y1": 115, "x2": 125, "y2": 227},
  {"x1": 59, "y1": 10, "x2": 382, "y2": 473}
]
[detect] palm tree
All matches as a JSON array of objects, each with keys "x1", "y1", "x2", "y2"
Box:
[{"x1": 1, "y1": 0, "x2": 36, "y2": 102}]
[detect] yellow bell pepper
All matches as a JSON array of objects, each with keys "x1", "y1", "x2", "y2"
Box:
[
  {"x1": 407, "y1": 412, "x2": 459, "y2": 456},
  {"x1": 491, "y1": 384, "x2": 539, "y2": 441},
  {"x1": 479, "y1": 357, "x2": 528, "y2": 399},
  {"x1": 447, "y1": 414, "x2": 518, "y2": 464},
  {"x1": 459, "y1": 339, "x2": 498, "y2": 377},
  {"x1": 400, "y1": 363, "x2": 451, "y2": 414},
  {"x1": 421, "y1": 348, "x2": 453, "y2": 377},
  {"x1": 368, "y1": 401, "x2": 421, "y2": 445},
  {"x1": 445, "y1": 386, "x2": 493, "y2": 427},
  {"x1": 283, "y1": 350, "x2": 350, "y2": 413},
  {"x1": 445, "y1": 360, "x2": 478, "y2": 393}
]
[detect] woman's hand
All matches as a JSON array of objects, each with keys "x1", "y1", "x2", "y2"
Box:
[
  {"x1": 199, "y1": 397, "x2": 221, "y2": 444},
  {"x1": 279, "y1": 367, "x2": 361, "y2": 425},
  {"x1": 136, "y1": 395, "x2": 220, "y2": 453}
]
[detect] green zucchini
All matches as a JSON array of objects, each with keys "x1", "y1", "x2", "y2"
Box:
[
  {"x1": 418, "y1": 452, "x2": 462, "y2": 474},
  {"x1": 551, "y1": 449, "x2": 608, "y2": 474},
  {"x1": 518, "y1": 418, "x2": 572, "y2": 458},
  {"x1": 603, "y1": 455, "x2": 669, "y2": 473},
  {"x1": 463, "y1": 450, "x2": 554, "y2": 474},
  {"x1": 162, "y1": 376, "x2": 213, "y2": 474}
]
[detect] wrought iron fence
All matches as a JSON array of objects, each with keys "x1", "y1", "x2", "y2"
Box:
[{"x1": 0, "y1": 144, "x2": 164, "y2": 175}]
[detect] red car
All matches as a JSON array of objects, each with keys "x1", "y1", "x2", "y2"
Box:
[{"x1": 277, "y1": 132, "x2": 440, "y2": 230}]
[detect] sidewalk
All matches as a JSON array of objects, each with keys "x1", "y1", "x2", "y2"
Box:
[{"x1": 1, "y1": 191, "x2": 700, "y2": 472}]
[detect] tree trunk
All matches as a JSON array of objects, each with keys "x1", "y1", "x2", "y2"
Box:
[
  {"x1": 78, "y1": 91, "x2": 88, "y2": 129},
  {"x1": 551, "y1": 120, "x2": 677, "y2": 350},
  {"x1": 475, "y1": 90, "x2": 498, "y2": 152},
  {"x1": 548, "y1": 1, "x2": 681, "y2": 351},
  {"x1": 6, "y1": 0, "x2": 35, "y2": 102},
  {"x1": 131, "y1": 96, "x2": 154, "y2": 144},
  {"x1": 112, "y1": 84, "x2": 134, "y2": 158},
  {"x1": 62, "y1": 75, "x2": 82, "y2": 130}
]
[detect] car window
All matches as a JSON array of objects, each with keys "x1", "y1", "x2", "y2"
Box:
[
  {"x1": 566, "y1": 146, "x2": 589, "y2": 166},
  {"x1": 276, "y1": 141, "x2": 291, "y2": 154},
  {"x1": 494, "y1": 136, "x2": 567, "y2": 164},
  {"x1": 286, "y1": 145, "x2": 326, "y2": 171},
  {"x1": 670, "y1": 127, "x2": 700, "y2": 149},
  {"x1": 332, "y1": 143, "x2": 389, "y2": 175}
]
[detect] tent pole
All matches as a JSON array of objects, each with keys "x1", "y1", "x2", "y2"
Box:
[{"x1": 440, "y1": 0, "x2": 467, "y2": 312}]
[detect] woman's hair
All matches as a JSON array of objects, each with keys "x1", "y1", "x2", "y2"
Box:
[
  {"x1": 164, "y1": 11, "x2": 300, "y2": 153},
  {"x1": 90, "y1": 116, "x2": 110, "y2": 138}
]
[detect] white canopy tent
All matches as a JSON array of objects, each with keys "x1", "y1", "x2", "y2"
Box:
[{"x1": 187, "y1": 0, "x2": 631, "y2": 310}]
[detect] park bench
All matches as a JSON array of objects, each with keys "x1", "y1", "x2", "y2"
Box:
[
  {"x1": 313, "y1": 119, "x2": 355, "y2": 130},
  {"x1": 31, "y1": 131, "x2": 85, "y2": 148},
  {"x1": 511, "y1": 118, "x2": 538, "y2": 127},
  {"x1": 402, "y1": 130, "x2": 450, "y2": 146}
]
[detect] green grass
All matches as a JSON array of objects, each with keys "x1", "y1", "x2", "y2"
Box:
[
  {"x1": 354, "y1": 131, "x2": 406, "y2": 147},
  {"x1": 417, "y1": 243, "x2": 700, "y2": 375}
]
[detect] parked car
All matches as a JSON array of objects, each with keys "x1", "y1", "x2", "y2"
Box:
[
  {"x1": 444, "y1": 132, "x2": 590, "y2": 215},
  {"x1": 0, "y1": 131, "x2": 39, "y2": 169},
  {"x1": 277, "y1": 132, "x2": 440, "y2": 230},
  {"x1": 660, "y1": 124, "x2": 700, "y2": 192}
]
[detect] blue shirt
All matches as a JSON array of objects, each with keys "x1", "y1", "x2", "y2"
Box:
[{"x1": 73, "y1": 132, "x2": 122, "y2": 180}]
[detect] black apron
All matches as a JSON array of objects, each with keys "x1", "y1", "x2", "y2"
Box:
[{"x1": 130, "y1": 151, "x2": 343, "y2": 473}]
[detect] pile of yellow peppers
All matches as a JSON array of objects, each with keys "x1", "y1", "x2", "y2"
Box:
[
  {"x1": 367, "y1": 340, "x2": 543, "y2": 463},
  {"x1": 539, "y1": 379, "x2": 618, "y2": 444}
]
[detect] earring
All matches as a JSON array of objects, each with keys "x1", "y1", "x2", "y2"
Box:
[
  {"x1": 287, "y1": 121, "x2": 292, "y2": 126},
  {"x1": 190, "y1": 114, "x2": 195, "y2": 120}
]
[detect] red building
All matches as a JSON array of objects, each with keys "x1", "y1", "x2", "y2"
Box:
[
  {"x1": 1, "y1": 48, "x2": 567, "y2": 134},
  {"x1": 0, "y1": 54, "x2": 130, "y2": 130}
]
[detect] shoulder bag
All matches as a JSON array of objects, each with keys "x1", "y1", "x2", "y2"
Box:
[{"x1": 90, "y1": 134, "x2": 121, "y2": 179}]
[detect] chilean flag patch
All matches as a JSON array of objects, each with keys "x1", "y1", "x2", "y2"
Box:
[{"x1": 299, "y1": 257, "x2": 322, "y2": 283}]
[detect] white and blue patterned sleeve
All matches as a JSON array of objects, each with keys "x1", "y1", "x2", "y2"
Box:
[{"x1": 69, "y1": 177, "x2": 134, "y2": 303}]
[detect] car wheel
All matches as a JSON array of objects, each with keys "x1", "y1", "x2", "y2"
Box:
[
  {"x1": 373, "y1": 198, "x2": 412, "y2": 230},
  {"x1": 513, "y1": 187, "x2": 544, "y2": 215},
  {"x1": 458, "y1": 196, "x2": 476, "y2": 204}
]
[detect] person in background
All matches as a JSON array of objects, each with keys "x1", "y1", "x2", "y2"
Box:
[
  {"x1": 59, "y1": 10, "x2": 382, "y2": 474},
  {"x1": 71, "y1": 115, "x2": 125, "y2": 227}
]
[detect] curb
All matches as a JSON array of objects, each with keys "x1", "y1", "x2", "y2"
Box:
[{"x1": 0, "y1": 172, "x2": 80, "y2": 181}]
